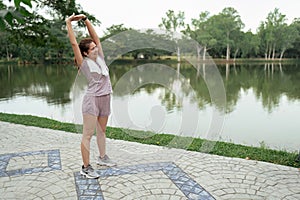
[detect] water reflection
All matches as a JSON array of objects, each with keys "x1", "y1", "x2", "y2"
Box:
[
  {"x1": 0, "y1": 62, "x2": 299, "y2": 152},
  {"x1": 0, "y1": 64, "x2": 77, "y2": 104},
  {"x1": 217, "y1": 62, "x2": 300, "y2": 113}
]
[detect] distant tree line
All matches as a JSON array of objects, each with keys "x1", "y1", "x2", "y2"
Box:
[{"x1": 0, "y1": 0, "x2": 299, "y2": 64}]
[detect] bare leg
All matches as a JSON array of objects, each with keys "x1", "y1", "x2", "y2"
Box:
[
  {"x1": 81, "y1": 114, "x2": 97, "y2": 167},
  {"x1": 96, "y1": 116, "x2": 108, "y2": 158}
]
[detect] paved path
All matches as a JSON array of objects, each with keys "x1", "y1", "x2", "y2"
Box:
[{"x1": 0, "y1": 121, "x2": 299, "y2": 200}]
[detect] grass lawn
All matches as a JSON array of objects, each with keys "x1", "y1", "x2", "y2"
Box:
[{"x1": 0, "y1": 112, "x2": 299, "y2": 168}]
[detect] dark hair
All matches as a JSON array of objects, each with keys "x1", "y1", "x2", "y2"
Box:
[
  {"x1": 74, "y1": 38, "x2": 94, "y2": 69},
  {"x1": 79, "y1": 38, "x2": 94, "y2": 57}
]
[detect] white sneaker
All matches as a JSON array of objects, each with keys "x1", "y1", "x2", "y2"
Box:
[
  {"x1": 80, "y1": 164, "x2": 100, "y2": 179},
  {"x1": 96, "y1": 155, "x2": 117, "y2": 167}
]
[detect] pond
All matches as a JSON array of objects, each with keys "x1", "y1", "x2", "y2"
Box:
[{"x1": 0, "y1": 61, "x2": 299, "y2": 152}]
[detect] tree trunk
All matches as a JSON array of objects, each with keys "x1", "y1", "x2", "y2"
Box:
[
  {"x1": 268, "y1": 46, "x2": 272, "y2": 60},
  {"x1": 265, "y1": 51, "x2": 268, "y2": 60},
  {"x1": 272, "y1": 44, "x2": 276, "y2": 60},
  {"x1": 202, "y1": 63, "x2": 206, "y2": 80},
  {"x1": 203, "y1": 46, "x2": 207, "y2": 61},
  {"x1": 233, "y1": 49, "x2": 239, "y2": 62},
  {"x1": 264, "y1": 43, "x2": 268, "y2": 60},
  {"x1": 226, "y1": 43, "x2": 230, "y2": 61},
  {"x1": 6, "y1": 46, "x2": 10, "y2": 61},
  {"x1": 279, "y1": 49, "x2": 285, "y2": 60}
]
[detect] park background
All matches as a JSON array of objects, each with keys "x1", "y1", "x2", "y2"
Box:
[{"x1": 0, "y1": 0, "x2": 300, "y2": 166}]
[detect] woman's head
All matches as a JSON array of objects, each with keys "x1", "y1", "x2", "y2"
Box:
[
  {"x1": 78, "y1": 38, "x2": 94, "y2": 57},
  {"x1": 79, "y1": 38, "x2": 98, "y2": 59},
  {"x1": 75, "y1": 38, "x2": 98, "y2": 68}
]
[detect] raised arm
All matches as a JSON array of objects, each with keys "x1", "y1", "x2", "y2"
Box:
[
  {"x1": 65, "y1": 14, "x2": 84, "y2": 67},
  {"x1": 84, "y1": 18, "x2": 105, "y2": 58}
]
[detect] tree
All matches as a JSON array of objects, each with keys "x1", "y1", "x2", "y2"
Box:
[
  {"x1": 185, "y1": 11, "x2": 217, "y2": 61},
  {"x1": 0, "y1": 0, "x2": 99, "y2": 63},
  {"x1": 239, "y1": 31, "x2": 260, "y2": 58},
  {"x1": 220, "y1": 7, "x2": 244, "y2": 60},
  {"x1": 277, "y1": 24, "x2": 298, "y2": 60},
  {"x1": 286, "y1": 18, "x2": 300, "y2": 58},
  {"x1": 0, "y1": 30, "x2": 18, "y2": 60},
  {"x1": 230, "y1": 30, "x2": 244, "y2": 61},
  {"x1": 257, "y1": 8, "x2": 288, "y2": 60},
  {"x1": 0, "y1": 0, "x2": 31, "y2": 30},
  {"x1": 102, "y1": 27, "x2": 173, "y2": 61},
  {"x1": 207, "y1": 7, "x2": 244, "y2": 60},
  {"x1": 159, "y1": 10, "x2": 185, "y2": 62}
]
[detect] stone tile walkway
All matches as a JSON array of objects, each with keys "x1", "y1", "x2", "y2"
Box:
[{"x1": 0, "y1": 121, "x2": 299, "y2": 199}]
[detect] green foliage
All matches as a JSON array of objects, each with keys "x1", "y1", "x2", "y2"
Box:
[
  {"x1": 102, "y1": 28, "x2": 174, "y2": 63},
  {"x1": 256, "y1": 8, "x2": 299, "y2": 59},
  {"x1": 159, "y1": 9, "x2": 185, "y2": 32},
  {"x1": 13, "y1": 0, "x2": 32, "y2": 8},
  {"x1": 0, "y1": 2, "x2": 299, "y2": 61},
  {"x1": 0, "y1": 0, "x2": 31, "y2": 30},
  {"x1": 0, "y1": 0, "x2": 99, "y2": 63},
  {"x1": 0, "y1": 112, "x2": 77, "y2": 133},
  {"x1": 102, "y1": 24, "x2": 129, "y2": 41},
  {"x1": 286, "y1": 18, "x2": 300, "y2": 57}
]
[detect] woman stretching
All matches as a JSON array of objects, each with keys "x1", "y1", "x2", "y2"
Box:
[{"x1": 66, "y1": 13, "x2": 116, "y2": 179}]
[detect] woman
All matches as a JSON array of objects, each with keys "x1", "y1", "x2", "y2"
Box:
[{"x1": 66, "y1": 13, "x2": 116, "y2": 179}]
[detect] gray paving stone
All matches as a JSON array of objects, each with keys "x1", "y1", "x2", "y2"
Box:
[{"x1": 0, "y1": 121, "x2": 300, "y2": 199}]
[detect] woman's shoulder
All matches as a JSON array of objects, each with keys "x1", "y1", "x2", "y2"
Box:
[
  {"x1": 79, "y1": 58, "x2": 89, "y2": 70},
  {"x1": 81, "y1": 57, "x2": 90, "y2": 65}
]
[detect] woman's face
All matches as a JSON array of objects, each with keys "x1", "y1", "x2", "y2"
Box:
[{"x1": 86, "y1": 42, "x2": 98, "y2": 60}]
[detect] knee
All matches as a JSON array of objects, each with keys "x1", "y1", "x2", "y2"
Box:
[
  {"x1": 97, "y1": 130, "x2": 106, "y2": 136},
  {"x1": 96, "y1": 126, "x2": 106, "y2": 136},
  {"x1": 82, "y1": 132, "x2": 93, "y2": 141}
]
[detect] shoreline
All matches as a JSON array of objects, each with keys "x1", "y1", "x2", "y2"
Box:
[
  {"x1": 1, "y1": 57, "x2": 300, "y2": 66},
  {"x1": 0, "y1": 112, "x2": 299, "y2": 168}
]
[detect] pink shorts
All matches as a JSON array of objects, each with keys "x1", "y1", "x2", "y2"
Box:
[{"x1": 82, "y1": 94, "x2": 111, "y2": 117}]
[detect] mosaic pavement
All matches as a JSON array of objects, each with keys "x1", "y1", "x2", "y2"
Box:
[
  {"x1": 0, "y1": 121, "x2": 300, "y2": 199},
  {"x1": 0, "y1": 149, "x2": 214, "y2": 199}
]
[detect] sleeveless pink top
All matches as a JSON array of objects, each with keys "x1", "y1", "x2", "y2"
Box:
[{"x1": 80, "y1": 55, "x2": 112, "y2": 96}]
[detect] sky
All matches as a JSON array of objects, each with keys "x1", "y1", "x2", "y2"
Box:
[{"x1": 76, "y1": 0, "x2": 299, "y2": 36}]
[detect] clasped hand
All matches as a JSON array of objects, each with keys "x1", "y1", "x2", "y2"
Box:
[{"x1": 65, "y1": 13, "x2": 86, "y2": 22}]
